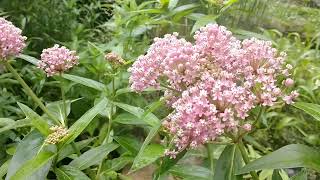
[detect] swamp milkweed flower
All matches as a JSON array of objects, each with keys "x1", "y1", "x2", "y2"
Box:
[
  {"x1": 0, "y1": 17, "x2": 26, "y2": 59},
  {"x1": 129, "y1": 24, "x2": 298, "y2": 157},
  {"x1": 39, "y1": 44, "x2": 79, "y2": 76}
]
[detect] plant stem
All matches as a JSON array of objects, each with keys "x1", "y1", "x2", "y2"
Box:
[
  {"x1": 4, "y1": 61, "x2": 60, "y2": 125},
  {"x1": 253, "y1": 106, "x2": 263, "y2": 127},
  {"x1": 206, "y1": 143, "x2": 215, "y2": 176},
  {"x1": 97, "y1": 77, "x2": 115, "y2": 179},
  {"x1": 59, "y1": 73, "x2": 67, "y2": 126},
  {"x1": 238, "y1": 139, "x2": 259, "y2": 180}
]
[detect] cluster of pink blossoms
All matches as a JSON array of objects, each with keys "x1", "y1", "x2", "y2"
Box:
[
  {"x1": 129, "y1": 24, "x2": 298, "y2": 157},
  {"x1": 0, "y1": 18, "x2": 26, "y2": 59},
  {"x1": 39, "y1": 44, "x2": 79, "y2": 76}
]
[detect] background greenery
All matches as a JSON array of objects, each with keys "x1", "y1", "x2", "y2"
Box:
[{"x1": 0, "y1": 0, "x2": 319, "y2": 179}]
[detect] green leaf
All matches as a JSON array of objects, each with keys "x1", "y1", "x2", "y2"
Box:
[
  {"x1": 291, "y1": 169, "x2": 307, "y2": 180},
  {"x1": 155, "y1": 149, "x2": 187, "y2": 179},
  {"x1": 56, "y1": 165, "x2": 90, "y2": 180},
  {"x1": 105, "y1": 156, "x2": 133, "y2": 172},
  {"x1": 0, "y1": 119, "x2": 31, "y2": 134},
  {"x1": 169, "y1": 165, "x2": 213, "y2": 179},
  {"x1": 0, "y1": 118, "x2": 15, "y2": 126},
  {"x1": 170, "y1": 4, "x2": 198, "y2": 15},
  {"x1": 293, "y1": 102, "x2": 320, "y2": 122},
  {"x1": 130, "y1": 121, "x2": 162, "y2": 172},
  {"x1": 237, "y1": 144, "x2": 320, "y2": 174},
  {"x1": 5, "y1": 131, "x2": 49, "y2": 180},
  {"x1": 214, "y1": 145, "x2": 243, "y2": 180},
  {"x1": 114, "y1": 136, "x2": 140, "y2": 155},
  {"x1": 168, "y1": 0, "x2": 179, "y2": 9},
  {"x1": 131, "y1": 144, "x2": 164, "y2": 172},
  {"x1": 272, "y1": 170, "x2": 283, "y2": 180},
  {"x1": 191, "y1": 15, "x2": 217, "y2": 34},
  {"x1": 17, "y1": 54, "x2": 39, "y2": 65},
  {"x1": 57, "y1": 138, "x2": 95, "y2": 162},
  {"x1": 0, "y1": 160, "x2": 9, "y2": 179},
  {"x1": 69, "y1": 143, "x2": 119, "y2": 170},
  {"x1": 62, "y1": 98, "x2": 108, "y2": 145},
  {"x1": 62, "y1": 74, "x2": 106, "y2": 91},
  {"x1": 17, "y1": 102, "x2": 50, "y2": 136},
  {"x1": 113, "y1": 113, "x2": 147, "y2": 125},
  {"x1": 112, "y1": 102, "x2": 160, "y2": 127},
  {"x1": 10, "y1": 151, "x2": 55, "y2": 180},
  {"x1": 44, "y1": 99, "x2": 80, "y2": 123}
]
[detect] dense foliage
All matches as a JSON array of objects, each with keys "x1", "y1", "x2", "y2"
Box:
[{"x1": 0, "y1": 0, "x2": 320, "y2": 180}]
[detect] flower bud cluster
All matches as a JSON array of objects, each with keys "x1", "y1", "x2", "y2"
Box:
[{"x1": 45, "y1": 125, "x2": 68, "y2": 144}]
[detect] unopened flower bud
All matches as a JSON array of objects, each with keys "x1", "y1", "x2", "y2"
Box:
[
  {"x1": 242, "y1": 123, "x2": 252, "y2": 131},
  {"x1": 105, "y1": 52, "x2": 125, "y2": 66},
  {"x1": 45, "y1": 126, "x2": 68, "y2": 144},
  {"x1": 283, "y1": 78, "x2": 294, "y2": 87}
]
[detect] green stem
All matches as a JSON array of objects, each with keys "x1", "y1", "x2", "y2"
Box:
[
  {"x1": 238, "y1": 139, "x2": 259, "y2": 180},
  {"x1": 97, "y1": 77, "x2": 115, "y2": 178},
  {"x1": 206, "y1": 143, "x2": 215, "y2": 176},
  {"x1": 253, "y1": 106, "x2": 263, "y2": 127},
  {"x1": 4, "y1": 61, "x2": 60, "y2": 125},
  {"x1": 59, "y1": 73, "x2": 67, "y2": 126}
]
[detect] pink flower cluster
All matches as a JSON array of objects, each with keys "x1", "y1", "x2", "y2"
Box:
[
  {"x1": 0, "y1": 18, "x2": 26, "y2": 59},
  {"x1": 39, "y1": 44, "x2": 79, "y2": 76},
  {"x1": 129, "y1": 24, "x2": 298, "y2": 156}
]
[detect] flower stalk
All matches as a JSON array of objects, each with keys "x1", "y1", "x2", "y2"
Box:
[
  {"x1": 238, "y1": 139, "x2": 259, "y2": 180},
  {"x1": 4, "y1": 61, "x2": 60, "y2": 124}
]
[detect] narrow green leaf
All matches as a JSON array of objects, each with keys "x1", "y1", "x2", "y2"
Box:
[
  {"x1": 62, "y1": 98, "x2": 108, "y2": 145},
  {"x1": 293, "y1": 102, "x2": 320, "y2": 122},
  {"x1": 291, "y1": 169, "x2": 307, "y2": 180},
  {"x1": 6, "y1": 131, "x2": 45, "y2": 180},
  {"x1": 169, "y1": 165, "x2": 213, "y2": 179},
  {"x1": 237, "y1": 144, "x2": 320, "y2": 174},
  {"x1": 131, "y1": 144, "x2": 165, "y2": 172},
  {"x1": 168, "y1": 0, "x2": 179, "y2": 9},
  {"x1": 62, "y1": 74, "x2": 106, "y2": 91},
  {"x1": 130, "y1": 122, "x2": 162, "y2": 172},
  {"x1": 57, "y1": 138, "x2": 95, "y2": 162},
  {"x1": 170, "y1": 4, "x2": 198, "y2": 15},
  {"x1": 44, "y1": 99, "x2": 80, "y2": 123},
  {"x1": 214, "y1": 145, "x2": 243, "y2": 180},
  {"x1": 0, "y1": 118, "x2": 15, "y2": 126},
  {"x1": 114, "y1": 136, "x2": 140, "y2": 155},
  {"x1": 18, "y1": 102, "x2": 50, "y2": 136},
  {"x1": 191, "y1": 15, "x2": 217, "y2": 34},
  {"x1": 112, "y1": 102, "x2": 160, "y2": 127},
  {"x1": 0, "y1": 119, "x2": 31, "y2": 134},
  {"x1": 105, "y1": 156, "x2": 133, "y2": 172},
  {"x1": 113, "y1": 113, "x2": 147, "y2": 125},
  {"x1": 56, "y1": 165, "x2": 90, "y2": 180},
  {"x1": 10, "y1": 151, "x2": 55, "y2": 180},
  {"x1": 155, "y1": 149, "x2": 187, "y2": 179},
  {"x1": 0, "y1": 160, "x2": 9, "y2": 179},
  {"x1": 69, "y1": 143, "x2": 119, "y2": 170},
  {"x1": 17, "y1": 54, "x2": 39, "y2": 65}
]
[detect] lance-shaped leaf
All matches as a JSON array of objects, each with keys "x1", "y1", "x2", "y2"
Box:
[
  {"x1": 293, "y1": 102, "x2": 320, "y2": 122},
  {"x1": 62, "y1": 98, "x2": 108, "y2": 145},
  {"x1": 62, "y1": 74, "x2": 106, "y2": 91},
  {"x1": 237, "y1": 144, "x2": 320, "y2": 174},
  {"x1": 214, "y1": 145, "x2": 243, "y2": 180}
]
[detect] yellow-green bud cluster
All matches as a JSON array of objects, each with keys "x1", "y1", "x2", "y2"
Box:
[{"x1": 45, "y1": 125, "x2": 68, "y2": 144}]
